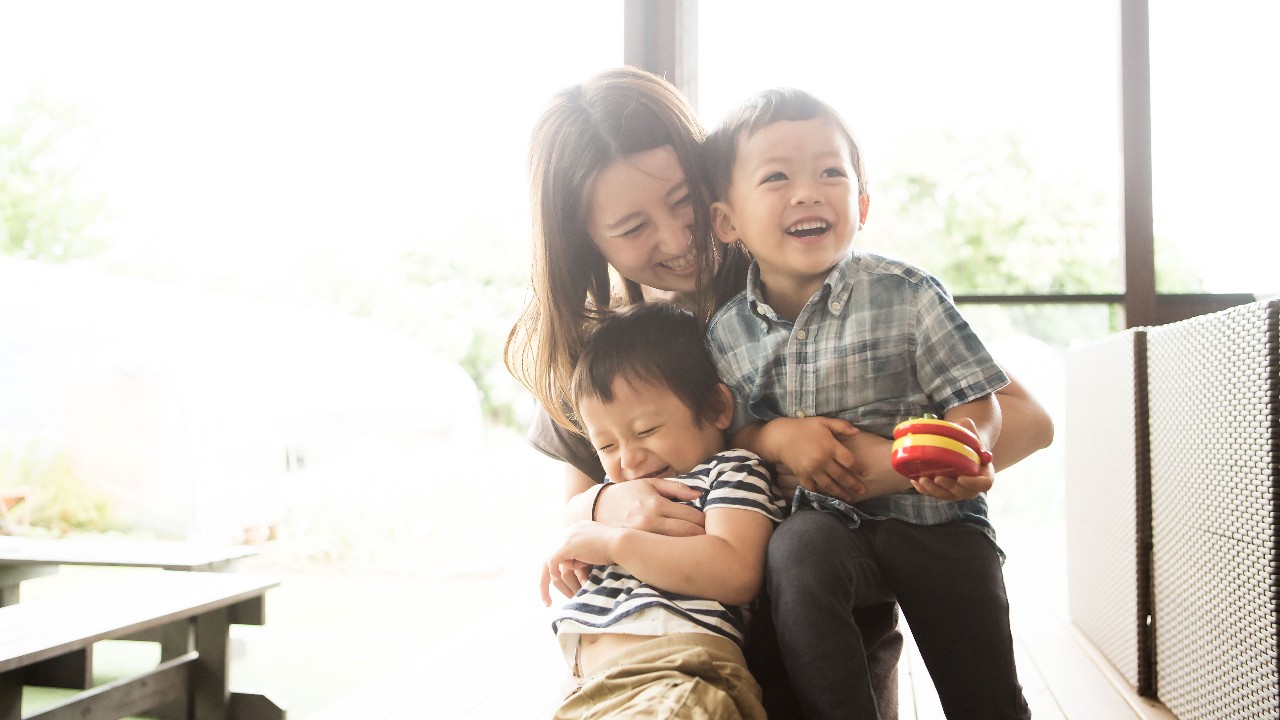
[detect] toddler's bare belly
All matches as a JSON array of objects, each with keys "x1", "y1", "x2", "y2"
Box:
[{"x1": 578, "y1": 632, "x2": 657, "y2": 676}]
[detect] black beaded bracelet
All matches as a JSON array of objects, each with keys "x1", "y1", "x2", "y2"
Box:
[{"x1": 590, "y1": 482, "x2": 612, "y2": 522}]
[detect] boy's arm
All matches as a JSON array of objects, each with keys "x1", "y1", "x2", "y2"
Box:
[
  {"x1": 733, "y1": 418, "x2": 866, "y2": 503},
  {"x1": 541, "y1": 507, "x2": 774, "y2": 607},
  {"x1": 554, "y1": 466, "x2": 706, "y2": 599}
]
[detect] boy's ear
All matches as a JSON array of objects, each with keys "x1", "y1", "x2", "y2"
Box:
[
  {"x1": 712, "y1": 383, "x2": 735, "y2": 431},
  {"x1": 858, "y1": 193, "x2": 871, "y2": 229},
  {"x1": 711, "y1": 202, "x2": 740, "y2": 245}
]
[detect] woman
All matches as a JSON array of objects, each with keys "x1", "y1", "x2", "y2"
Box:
[{"x1": 505, "y1": 67, "x2": 1053, "y2": 718}]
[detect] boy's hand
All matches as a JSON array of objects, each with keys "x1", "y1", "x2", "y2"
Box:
[
  {"x1": 771, "y1": 417, "x2": 865, "y2": 503},
  {"x1": 592, "y1": 478, "x2": 705, "y2": 537},
  {"x1": 911, "y1": 462, "x2": 993, "y2": 501},
  {"x1": 540, "y1": 520, "x2": 619, "y2": 605},
  {"x1": 771, "y1": 463, "x2": 801, "y2": 500},
  {"x1": 910, "y1": 418, "x2": 994, "y2": 501},
  {"x1": 541, "y1": 561, "x2": 592, "y2": 604}
]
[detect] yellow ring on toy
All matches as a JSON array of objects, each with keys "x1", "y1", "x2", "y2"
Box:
[
  {"x1": 895, "y1": 417, "x2": 955, "y2": 431},
  {"x1": 890, "y1": 433, "x2": 980, "y2": 463}
]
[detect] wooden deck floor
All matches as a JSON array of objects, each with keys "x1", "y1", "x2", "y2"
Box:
[
  {"x1": 314, "y1": 525, "x2": 1178, "y2": 719},
  {"x1": 898, "y1": 525, "x2": 1175, "y2": 719}
]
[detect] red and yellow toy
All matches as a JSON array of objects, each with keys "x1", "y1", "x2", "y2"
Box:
[{"x1": 890, "y1": 415, "x2": 993, "y2": 479}]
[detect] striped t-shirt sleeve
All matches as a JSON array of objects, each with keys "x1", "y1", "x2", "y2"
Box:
[{"x1": 698, "y1": 450, "x2": 786, "y2": 522}]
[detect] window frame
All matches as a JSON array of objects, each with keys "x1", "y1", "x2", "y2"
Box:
[{"x1": 625, "y1": 0, "x2": 1256, "y2": 328}]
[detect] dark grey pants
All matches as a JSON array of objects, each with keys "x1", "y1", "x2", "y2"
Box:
[
  {"x1": 763, "y1": 510, "x2": 1031, "y2": 720},
  {"x1": 747, "y1": 592, "x2": 901, "y2": 720}
]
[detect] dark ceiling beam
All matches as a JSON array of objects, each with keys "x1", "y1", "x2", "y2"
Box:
[
  {"x1": 1120, "y1": 0, "x2": 1157, "y2": 328},
  {"x1": 624, "y1": 0, "x2": 698, "y2": 106}
]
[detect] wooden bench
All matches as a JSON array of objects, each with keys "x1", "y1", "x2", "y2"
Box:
[
  {"x1": 0, "y1": 571, "x2": 284, "y2": 720},
  {"x1": 0, "y1": 537, "x2": 260, "y2": 691},
  {"x1": 0, "y1": 537, "x2": 258, "y2": 606}
]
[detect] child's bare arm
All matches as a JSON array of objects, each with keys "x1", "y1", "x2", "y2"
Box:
[
  {"x1": 554, "y1": 467, "x2": 707, "y2": 598},
  {"x1": 540, "y1": 507, "x2": 773, "y2": 606}
]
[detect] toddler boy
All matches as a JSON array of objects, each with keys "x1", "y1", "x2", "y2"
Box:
[{"x1": 542, "y1": 302, "x2": 785, "y2": 720}]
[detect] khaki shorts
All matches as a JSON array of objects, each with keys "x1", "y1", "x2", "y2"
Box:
[{"x1": 555, "y1": 633, "x2": 765, "y2": 720}]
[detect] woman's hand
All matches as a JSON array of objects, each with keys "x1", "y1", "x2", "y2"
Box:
[{"x1": 592, "y1": 477, "x2": 706, "y2": 536}]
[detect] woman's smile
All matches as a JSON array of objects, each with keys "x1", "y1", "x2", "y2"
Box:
[
  {"x1": 589, "y1": 146, "x2": 699, "y2": 295},
  {"x1": 659, "y1": 251, "x2": 697, "y2": 275}
]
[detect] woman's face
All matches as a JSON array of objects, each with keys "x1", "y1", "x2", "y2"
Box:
[{"x1": 587, "y1": 146, "x2": 698, "y2": 297}]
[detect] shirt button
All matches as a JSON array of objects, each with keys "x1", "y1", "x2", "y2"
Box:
[
  {"x1": 794, "y1": 410, "x2": 806, "y2": 418},
  {"x1": 757, "y1": 305, "x2": 767, "y2": 315},
  {"x1": 830, "y1": 301, "x2": 842, "y2": 311},
  {"x1": 796, "y1": 329, "x2": 807, "y2": 340}
]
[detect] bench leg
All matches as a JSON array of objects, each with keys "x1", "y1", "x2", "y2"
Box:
[
  {"x1": 22, "y1": 646, "x2": 94, "y2": 690},
  {"x1": 0, "y1": 582, "x2": 17, "y2": 608},
  {"x1": 229, "y1": 692, "x2": 287, "y2": 720},
  {"x1": 192, "y1": 606, "x2": 231, "y2": 720},
  {"x1": 147, "y1": 619, "x2": 194, "y2": 720},
  {"x1": 0, "y1": 670, "x2": 20, "y2": 720},
  {"x1": 0, "y1": 565, "x2": 59, "y2": 607}
]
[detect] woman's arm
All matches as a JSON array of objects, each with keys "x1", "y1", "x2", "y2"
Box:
[
  {"x1": 990, "y1": 371, "x2": 1054, "y2": 470},
  {"x1": 562, "y1": 465, "x2": 599, "y2": 517},
  {"x1": 776, "y1": 369, "x2": 1053, "y2": 501},
  {"x1": 562, "y1": 465, "x2": 705, "y2": 535}
]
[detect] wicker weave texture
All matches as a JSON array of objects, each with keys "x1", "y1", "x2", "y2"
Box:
[
  {"x1": 1065, "y1": 329, "x2": 1146, "y2": 690},
  {"x1": 1147, "y1": 300, "x2": 1279, "y2": 720}
]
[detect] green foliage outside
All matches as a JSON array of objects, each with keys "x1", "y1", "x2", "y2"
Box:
[
  {"x1": 878, "y1": 133, "x2": 1120, "y2": 295},
  {"x1": 0, "y1": 443, "x2": 112, "y2": 535},
  {"x1": 0, "y1": 92, "x2": 104, "y2": 262},
  {"x1": 871, "y1": 132, "x2": 1204, "y2": 349}
]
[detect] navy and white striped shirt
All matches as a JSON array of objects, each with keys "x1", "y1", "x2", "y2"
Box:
[
  {"x1": 705, "y1": 252, "x2": 1009, "y2": 533},
  {"x1": 552, "y1": 450, "x2": 784, "y2": 652}
]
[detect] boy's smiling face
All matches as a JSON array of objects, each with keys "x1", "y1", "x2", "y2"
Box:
[
  {"x1": 578, "y1": 376, "x2": 731, "y2": 483},
  {"x1": 712, "y1": 118, "x2": 870, "y2": 303}
]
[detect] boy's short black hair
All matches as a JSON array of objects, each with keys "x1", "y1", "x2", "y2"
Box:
[
  {"x1": 704, "y1": 87, "x2": 867, "y2": 203},
  {"x1": 571, "y1": 303, "x2": 726, "y2": 430}
]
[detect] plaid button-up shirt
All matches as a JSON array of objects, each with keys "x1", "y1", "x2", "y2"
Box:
[{"x1": 705, "y1": 251, "x2": 1009, "y2": 533}]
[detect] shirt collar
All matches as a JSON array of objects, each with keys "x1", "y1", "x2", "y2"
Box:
[{"x1": 745, "y1": 252, "x2": 859, "y2": 324}]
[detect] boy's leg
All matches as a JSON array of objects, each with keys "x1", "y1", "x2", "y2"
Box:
[
  {"x1": 873, "y1": 520, "x2": 1031, "y2": 720},
  {"x1": 747, "y1": 591, "x2": 901, "y2": 720},
  {"x1": 556, "y1": 634, "x2": 764, "y2": 720},
  {"x1": 765, "y1": 509, "x2": 896, "y2": 720},
  {"x1": 859, "y1": 600, "x2": 904, "y2": 720},
  {"x1": 744, "y1": 591, "x2": 797, "y2": 719}
]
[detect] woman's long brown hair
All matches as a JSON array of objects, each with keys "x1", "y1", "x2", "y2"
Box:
[{"x1": 504, "y1": 67, "x2": 748, "y2": 431}]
